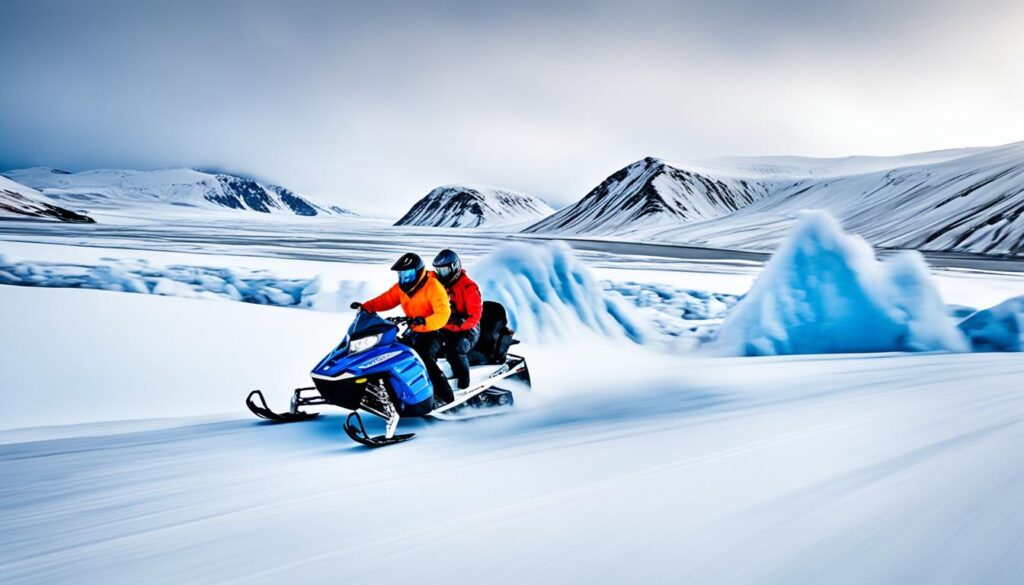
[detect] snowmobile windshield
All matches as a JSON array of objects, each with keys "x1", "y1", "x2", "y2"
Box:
[{"x1": 348, "y1": 310, "x2": 394, "y2": 338}]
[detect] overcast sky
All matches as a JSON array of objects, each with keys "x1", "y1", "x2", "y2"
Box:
[{"x1": 1, "y1": 0, "x2": 1022, "y2": 215}]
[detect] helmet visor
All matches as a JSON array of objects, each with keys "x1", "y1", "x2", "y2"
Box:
[
  {"x1": 397, "y1": 268, "x2": 418, "y2": 285},
  {"x1": 435, "y1": 264, "x2": 458, "y2": 280}
]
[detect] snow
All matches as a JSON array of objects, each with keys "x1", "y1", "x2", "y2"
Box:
[
  {"x1": 0, "y1": 286, "x2": 343, "y2": 430},
  {"x1": 530, "y1": 141, "x2": 1024, "y2": 256},
  {"x1": 0, "y1": 255, "x2": 344, "y2": 307},
  {"x1": 2, "y1": 233, "x2": 1017, "y2": 355},
  {"x1": 525, "y1": 157, "x2": 772, "y2": 236},
  {"x1": 650, "y1": 142, "x2": 1024, "y2": 255},
  {"x1": 472, "y1": 241, "x2": 647, "y2": 343},
  {"x1": 4, "y1": 139, "x2": 1024, "y2": 584},
  {"x1": 0, "y1": 242, "x2": 732, "y2": 350},
  {"x1": 715, "y1": 211, "x2": 968, "y2": 356},
  {"x1": 2, "y1": 209, "x2": 1024, "y2": 583},
  {"x1": 3, "y1": 284, "x2": 1024, "y2": 583},
  {"x1": 0, "y1": 175, "x2": 94, "y2": 223},
  {"x1": 2, "y1": 167, "x2": 349, "y2": 219},
  {"x1": 959, "y1": 295, "x2": 1024, "y2": 351},
  {"x1": 603, "y1": 280, "x2": 739, "y2": 344},
  {"x1": 395, "y1": 184, "x2": 554, "y2": 228}
]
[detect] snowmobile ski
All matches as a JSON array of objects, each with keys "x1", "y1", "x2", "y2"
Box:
[
  {"x1": 343, "y1": 412, "x2": 415, "y2": 447},
  {"x1": 246, "y1": 389, "x2": 319, "y2": 423}
]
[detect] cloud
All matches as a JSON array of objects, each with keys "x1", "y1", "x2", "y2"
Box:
[{"x1": 1, "y1": 0, "x2": 1021, "y2": 214}]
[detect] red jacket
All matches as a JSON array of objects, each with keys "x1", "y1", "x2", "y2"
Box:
[{"x1": 443, "y1": 271, "x2": 482, "y2": 332}]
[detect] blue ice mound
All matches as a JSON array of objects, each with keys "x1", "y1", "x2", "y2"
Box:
[
  {"x1": 715, "y1": 211, "x2": 968, "y2": 356},
  {"x1": 472, "y1": 242, "x2": 646, "y2": 343},
  {"x1": 958, "y1": 295, "x2": 1024, "y2": 352}
]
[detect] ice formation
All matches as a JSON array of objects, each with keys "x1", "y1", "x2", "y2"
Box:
[
  {"x1": 472, "y1": 242, "x2": 646, "y2": 343},
  {"x1": 958, "y1": 296, "x2": 1024, "y2": 352},
  {"x1": 715, "y1": 211, "x2": 969, "y2": 356},
  {"x1": 0, "y1": 256, "x2": 370, "y2": 310}
]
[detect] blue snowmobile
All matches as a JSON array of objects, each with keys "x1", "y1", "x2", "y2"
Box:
[{"x1": 245, "y1": 301, "x2": 530, "y2": 447}]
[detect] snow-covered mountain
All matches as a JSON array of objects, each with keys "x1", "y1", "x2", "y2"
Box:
[
  {"x1": 3, "y1": 167, "x2": 354, "y2": 218},
  {"x1": 0, "y1": 175, "x2": 95, "y2": 223},
  {"x1": 524, "y1": 157, "x2": 773, "y2": 235},
  {"x1": 526, "y1": 142, "x2": 1024, "y2": 256},
  {"x1": 394, "y1": 184, "x2": 554, "y2": 228}
]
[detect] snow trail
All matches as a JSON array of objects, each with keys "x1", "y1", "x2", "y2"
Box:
[
  {"x1": 3, "y1": 286, "x2": 1024, "y2": 583},
  {"x1": 3, "y1": 347, "x2": 1023, "y2": 584}
]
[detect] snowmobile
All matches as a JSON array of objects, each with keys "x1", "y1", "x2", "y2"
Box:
[{"x1": 245, "y1": 301, "x2": 531, "y2": 447}]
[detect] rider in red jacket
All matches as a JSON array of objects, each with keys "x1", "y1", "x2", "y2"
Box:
[{"x1": 432, "y1": 249, "x2": 483, "y2": 389}]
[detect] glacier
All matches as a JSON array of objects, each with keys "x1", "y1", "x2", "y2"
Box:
[
  {"x1": 715, "y1": 210, "x2": 969, "y2": 356},
  {"x1": 959, "y1": 295, "x2": 1024, "y2": 352}
]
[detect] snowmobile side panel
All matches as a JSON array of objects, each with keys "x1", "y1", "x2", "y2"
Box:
[
  {"x1": 427, "y1": 355, "x2": 530, "y2": 417},
  {"x1": 311, "y1": 341, "x2": 433, "y2": 409}
]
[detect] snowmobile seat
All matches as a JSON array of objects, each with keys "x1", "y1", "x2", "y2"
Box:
[{"x1": 468, "y1": 301, "x2": 518, "y2": 366}]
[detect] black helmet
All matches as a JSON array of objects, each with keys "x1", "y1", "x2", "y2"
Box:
[
  {"x1": 391, "y1": 252, "x2": 425, "y2": 294},
  {"x1": 432, "y1": 249, "x2": 462, "y2": 287}
]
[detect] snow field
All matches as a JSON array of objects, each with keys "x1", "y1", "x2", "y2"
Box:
[
  {"x1": 2, "y1": 215, "x2": 1024, "y2": 583},
  {"x1": 2, "y1": 282, "x2": 1024, "y2": 584}
]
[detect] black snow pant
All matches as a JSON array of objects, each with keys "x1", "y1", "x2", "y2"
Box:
[
  {"x1": 401, "y1": 332, "x2": 453, "y2": 403},
  {"x1": 441, "y1": 326, "x2": 480, "y2": 390}
]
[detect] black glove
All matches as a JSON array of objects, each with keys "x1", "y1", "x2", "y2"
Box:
[
  {"x1": 410, "y1": 316, "x2": 426, "y2": 327},
  {"x1": 350, "y1": 301, "x2": 362, "y2": 310}
]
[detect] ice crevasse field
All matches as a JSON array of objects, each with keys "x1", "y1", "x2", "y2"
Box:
[{"x1": 2, "y1": 210, "x2": 1024, "y2": 584}]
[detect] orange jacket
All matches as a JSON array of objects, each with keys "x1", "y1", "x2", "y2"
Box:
[{"x1": 361, "y1": 271, "x2": 452, "y2": 333}]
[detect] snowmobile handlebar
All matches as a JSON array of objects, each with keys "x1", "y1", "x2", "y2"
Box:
[
  {"x1": 386, "y1": 316, "x2": 426, "y2": 327},
  {"x1": 350, "y1": 306, "x2": 423, "y2": 327}
]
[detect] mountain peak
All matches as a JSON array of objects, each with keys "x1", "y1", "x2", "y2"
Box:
[
  {"x1": 2, "y1": 167, "x2": 352, "y2": 218},
  {"x1": 0, "y1": 175, "x2": 95, "y2": 223},
  {"x1": 395, "y1": 184, "x2": 554, "y2": 228},
  {"x1": 525, "y1": 157, "x2": 768, "y2": 235}
]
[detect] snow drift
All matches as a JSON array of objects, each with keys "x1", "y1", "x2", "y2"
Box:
[
  {"x1": 958, "y1": 296, "x2": 1024, "y2": 352},
  {"x1": 715, "y1": 211, "x2": 968, "y2": 356},
  {"x1": 472, "y1": 242, "x2": 646, "y2": 343}
]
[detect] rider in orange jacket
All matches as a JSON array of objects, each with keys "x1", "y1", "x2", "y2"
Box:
[{"x1": 354, "y1": 252, "x2": 453, "y2": 401}]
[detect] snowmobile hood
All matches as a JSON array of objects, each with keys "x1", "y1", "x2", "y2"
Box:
[
  {"x1": 311, "y1": 312, "x2": 400, "y2": 375},
  {"x1": 309, "y1": 312, "x2": 433, "y2": 408}
]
